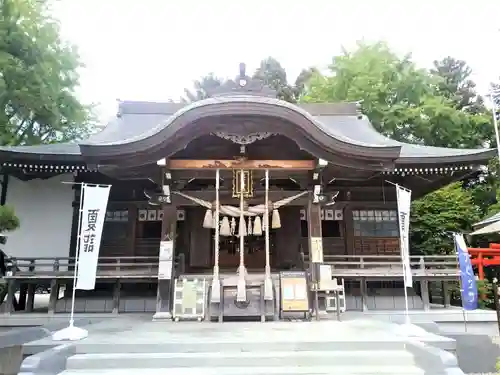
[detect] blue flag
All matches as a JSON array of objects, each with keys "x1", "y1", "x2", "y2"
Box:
[{"x1": 454, "y1": 233, "x2": 478, "y2": 310}]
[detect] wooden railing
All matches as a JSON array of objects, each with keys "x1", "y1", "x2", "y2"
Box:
[
  {"x1": 5, "y1": 254, "x2": 186, "y2": 280},
  {"x1": 302, "y1": 254, "x2": 459, "y2": 278},
  {"x1": 4, "y1": 253, "x2": 459, "y2": 280}
]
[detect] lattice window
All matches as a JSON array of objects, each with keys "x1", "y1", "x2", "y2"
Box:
[
  {"x1": 352, "y1": 210, "x2": 398, "y2": 237},
  {"x1": 105, "y1": 210, "x2": 129, "y2": 222}
]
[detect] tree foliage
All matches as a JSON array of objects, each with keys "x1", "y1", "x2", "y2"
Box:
[
  {"x1": 0, "y1": 0, "x2": 92, "y2": 146},
  {"x1": 302, "y1": 42, "x2": 493, "y2": 149},
  {"x1": 410, "y1": 183, "x2": 480, "y2": 255},
  {"x1": 183, "y1": 57, "x2": 316, "y2": 104},
  {"x1": 301, "y1": 41, "x2": 496, "y2": 254},
  {"x1": 0, "y1": 204, "x2": 19, "y2": 246},
  {"x1": 182, "y1": 73, "x2": 224, "y2": 102},
  {"x1": 0, "y1": 204, "x2": 19, "y2": 233}
]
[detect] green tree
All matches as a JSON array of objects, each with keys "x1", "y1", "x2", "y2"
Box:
[
  {"x1": 0, "y1": 0, "x2": 92, "y2": 146},
  {"x1": 253, "y1": 57, "x2": 316, "y2": 103},
  {"x1": 294, "y1": 67, "x2": 318, "y2": 101},
  {"x1": 410, "y1": 183, "x2": 480, "y2": 255},
  {"x1": 430, "y1": 59, "x2": 498, "y2": 218},
  {"x1": 183, "y1": 58, "x2": 315, "y2": 104},
  {"x1": 183, "y1": 73, "x2": 224, "y2": 102},
  {"x1": 253, "y1": 57, "x2": 296, "y2": 102},
  {"x1": 301, "y1": 41, "x2": 494, "y2": 255},
  {"x1": 0, "y1": 205, "x2": 19, "y2": 236},
  {"x1": 302, "y1": 42, "x2": 492, "y2": 149},
  {"x1": 0, "y1": 205, "x2": 19, "y2": 305},
  {"x1": 431, "y1": 57, "x2": 486, "y2": 114}
]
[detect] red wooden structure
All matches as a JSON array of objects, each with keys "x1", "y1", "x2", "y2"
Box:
[{"x1": 468, "y1": 243, "x2": 500, "y2": 280}]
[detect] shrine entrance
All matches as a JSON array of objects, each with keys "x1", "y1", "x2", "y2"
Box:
[{"x1": 215, "y1": 226, "x2": 276, "y2": 270}]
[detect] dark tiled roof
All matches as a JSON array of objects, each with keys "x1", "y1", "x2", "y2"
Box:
[
  {"x1": 317, "y1": 115, "x2": 494, "y2": 162},
  {"x1": 0, "y1": 143, "x2": 82, "y2": 162},
  {"x1": 0, "y1": 98, "x2": 494, "y2": 164}
]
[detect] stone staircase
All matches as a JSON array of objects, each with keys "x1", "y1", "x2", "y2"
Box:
[
  {"x1": 57, "y1": 349, "x2": 449, "y2": 375},
  {"x1": 50, "y1": 320, "x2": 465, "y2": 375}
]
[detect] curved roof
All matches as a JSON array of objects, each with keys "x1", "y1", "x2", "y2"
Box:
[
  {"x1": 0, "y1": 97, "x2": 494, "y2": 166},
  {"x1": 79, "y1": 96, "x2": 402, "y2": 162}
]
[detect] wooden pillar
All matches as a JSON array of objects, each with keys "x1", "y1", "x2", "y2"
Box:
[
  {"x1": 47, "y1": 279, "x2": 60, "y2": 315},
  {"x1": 2, "y1": 279, "x2": 16, "y2": 314},
  {"x1": 344, "y1": 205, "x2": 355, "y2": 255},
  {"x1": 153, "y1": 205, "x2": 177, "y2": 320},
  {"x1": 126, "y1": 204, "x2": 137, "y2": 256},
  {"x1": 48, "y1": 260, "x2": 60, "y2": 315},
  {"x1": 112, "y1": 280, "x2": 121, "y2": 314},
  {"x1": 307, "y1": 198, "x2": 323, "y2": 320},
  {"x1": 26, "y1": 284, "x2": 35, "y2": 312},
  {"x1": 359, "y1": 257, "x2": 368, "y2": 311},
  {"x1": 307, "y1": 200, "x2": 323, "y2": 263},
  {"x1": 442, "y1": 280, "x2": 450, "y2": 307},
  {"x1": 360, "y1": 278, "x2": 368, "y2": 311},
  {"x1": 17, "y1": 284, "x2": 27, "y2": 311},
  {"x1": 419, "y1": 257, "x2": 430, "y2": 311}
]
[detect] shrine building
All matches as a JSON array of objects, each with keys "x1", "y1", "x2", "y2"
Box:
[{"x1": 0, "y1": 65, "x2": 494, "y2": 320}]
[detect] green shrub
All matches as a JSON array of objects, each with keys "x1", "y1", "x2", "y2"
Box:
[{"x1": 0, "y1": 205, "x2": 19, "y2": 235}]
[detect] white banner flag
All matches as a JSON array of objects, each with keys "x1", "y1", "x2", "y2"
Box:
[
  {"x1": 396, "y1": 185, "x2": 413, "y2": 287},
  {"x1": 76, "y1": 184, "x2": 111, "y2": 290}
]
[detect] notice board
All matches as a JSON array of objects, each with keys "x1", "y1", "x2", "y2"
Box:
[{"x1": 279, "y1": 271, "x2": 309, "y2": 312}]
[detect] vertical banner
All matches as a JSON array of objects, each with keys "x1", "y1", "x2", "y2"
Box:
[
  {"x1": 454, "y1": 233, "x2": 478, "y2": 310},
  {"x1": 396, "y1": 185, "x2": 413, "y2": 287},
  {"x1": 76, "y1": 184, "x2": 111, "y2": 290}
]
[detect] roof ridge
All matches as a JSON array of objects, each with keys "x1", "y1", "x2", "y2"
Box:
[{"x1": 118, "y1": 101, "x2": 184, "y2": 115}]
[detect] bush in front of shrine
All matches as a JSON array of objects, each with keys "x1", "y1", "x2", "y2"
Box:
[
  {"x1": 0, "y1": 205, "x2": 19, "y2": 243},
  {"x1": 0, "y1": 205, "x2": 19, "y2": 302}
]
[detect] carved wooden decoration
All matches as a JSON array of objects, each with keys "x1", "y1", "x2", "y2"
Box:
[{"x1": 168, "y1": 159, "x2": 315, "y2": 170}]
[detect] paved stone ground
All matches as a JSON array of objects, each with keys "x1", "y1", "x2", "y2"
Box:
[{"x1": 24, "y1": 316, "x2": 450, "y2": 350}]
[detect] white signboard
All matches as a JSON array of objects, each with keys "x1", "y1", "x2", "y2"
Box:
[
  {"x1": 158, "y1": 240, "x2": 173, "y2": 280},
  {"x1": 310, "y1": 236, "x2": 324, "y2": 263},
  {"x1": 76, "y1": 184, "x2": 111, "y2": 290}
]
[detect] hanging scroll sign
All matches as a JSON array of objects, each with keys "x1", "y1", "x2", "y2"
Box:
[
  {"x1": 310, "y1": 236, "x2": 324, "y2": 263},
  {"x1": 158, "y1": 240, "x2": 173, "y2": 280}
]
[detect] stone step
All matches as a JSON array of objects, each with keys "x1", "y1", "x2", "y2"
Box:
[
  {"x1": 66, "y1": 350, "x2": 416, "y2": 369},
  {"x1": 72, "y1": 340, "x2": 409, "y2": 354},
  {"x1": 59, "y1": 366, "x2": 429, "y2": 375}
]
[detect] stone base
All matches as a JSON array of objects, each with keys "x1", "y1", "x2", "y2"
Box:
[
  {"x1": 152, "y1": 311, "x2": 172, "y2": 321},
  {"x1": 0, "y1": 345, "x2": 23, "y2": 375}
]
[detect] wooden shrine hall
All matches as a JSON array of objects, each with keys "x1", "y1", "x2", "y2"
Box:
[{"x1": 0, "y1": 64, "x2": 495, "y2": 320}]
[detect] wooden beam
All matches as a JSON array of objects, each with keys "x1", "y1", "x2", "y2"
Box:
[
  {"x1": 168, "y1": 159, "x2": 315, "y2": 170},
  {"x1": 172, "y1": 169, "x2": 310, "y2": 180},
  {"x1": 172, "y1": 190, "x2": 309, "y2": 206}
]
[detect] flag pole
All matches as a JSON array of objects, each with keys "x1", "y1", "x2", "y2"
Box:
[
  {"x1": 52, "y1": 183, "x2": 89, "y2": 341},
  {"x1": 69, "y1": 183, "x2": 85, "y2": 329},
  {"x1": 388, "y1": 180, "x2": 412, "y2": 325},
  {"x1": 454, "y1": 235, "x2": 468, "y2": 333},
  {"x1": 490, "y1": 88, "x2": 500, "y2": 165}
]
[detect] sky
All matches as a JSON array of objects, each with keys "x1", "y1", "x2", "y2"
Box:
[{"x1": 52, "y1": 0, "x2": 500, "y2": 124}]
